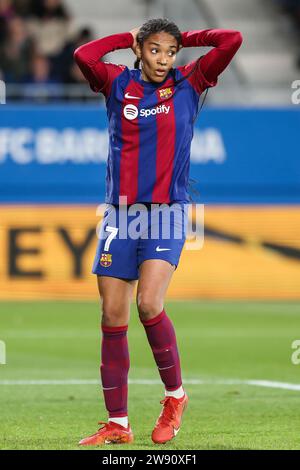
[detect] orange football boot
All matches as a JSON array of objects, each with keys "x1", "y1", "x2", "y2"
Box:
[
  {"x1": 79, "y1": 421, "x2": 134, "y2": 446},
  {"x1": 152, "y1": 394, "x2": 188, "y2": 444}
]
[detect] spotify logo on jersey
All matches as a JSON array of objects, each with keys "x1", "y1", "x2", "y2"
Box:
[
  {"x1": 123, "y1": 104, "x2": 171, "y2": 121},
  {"x1": 123, "y1": 104, "x2": 139, "y2": 120}
]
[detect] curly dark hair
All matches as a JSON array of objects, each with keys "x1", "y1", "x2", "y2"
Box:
[{"x1": 134, "y1": 18, "x2": 201, "y2": 86}]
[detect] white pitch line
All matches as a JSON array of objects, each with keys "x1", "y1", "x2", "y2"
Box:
[
  {"x1": 0, "y1": 378, "x2": 299, "y2": 391},
  {"x1": 245, "y1": 380, "x2": 300, "y2": 392}
]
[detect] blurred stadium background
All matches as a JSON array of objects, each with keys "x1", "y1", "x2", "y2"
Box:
[
  {"x1": 0, "y1": 0, "x2": 299, "y2": 300},
  {"x1": 0, "y1": 0, "x2": 300, "y2": 450}
]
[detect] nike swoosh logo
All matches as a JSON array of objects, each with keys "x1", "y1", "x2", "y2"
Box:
[
  {"x1": 158, "y1": 365, "x2": 174, "y2": 371},
  {"x1": 125, "y1": 92, "x2": 141, "y2": 100},
  {"x1": 156, "y1": 246, "x2": 171, "y2": 252}
]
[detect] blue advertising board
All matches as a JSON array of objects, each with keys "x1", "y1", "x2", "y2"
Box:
[{"x1": 0, "y1": 105, "x2": 299, "y2": 203}]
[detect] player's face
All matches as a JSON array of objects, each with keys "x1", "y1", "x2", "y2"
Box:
[{"x1": 138, "y1": 32, "x2": 179, "y2": 83}]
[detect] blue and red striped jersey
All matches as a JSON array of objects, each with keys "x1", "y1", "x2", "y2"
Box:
[{"x1": 74, "y1": 30, "x2": 243, "y2": 204}]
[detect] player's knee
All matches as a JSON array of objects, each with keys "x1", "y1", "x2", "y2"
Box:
[
  {"x1": 137, "y1": 294, "x2": 163, "y2": 322},
  {"x1": 101, "y1": 302, "x2": 128, "y2": 327}
]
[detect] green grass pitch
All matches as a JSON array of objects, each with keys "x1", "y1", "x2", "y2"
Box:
[{"x1": 0, "y1": 300, "x2": 300, "y2": 450}]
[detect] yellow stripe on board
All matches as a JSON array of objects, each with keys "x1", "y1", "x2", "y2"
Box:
[{"x1": 0, "y1": 205, "x2": 299, "y2": 300}]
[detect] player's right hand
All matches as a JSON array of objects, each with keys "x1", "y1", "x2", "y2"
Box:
[{"x1": 130, "y1": 27, "x2": 140, "y2": 55}]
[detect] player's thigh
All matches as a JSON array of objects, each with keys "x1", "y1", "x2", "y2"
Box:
[
  {"x1": 97, "y1": 275, "x2": 137, "y2": 327},
  {"x1": 136, "y1": 259, "x2": 175, "y2": 320}
]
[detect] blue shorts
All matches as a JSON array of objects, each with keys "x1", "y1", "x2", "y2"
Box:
[{"x1": 92, "y1": 202, "x2": 188, "y2": 280}]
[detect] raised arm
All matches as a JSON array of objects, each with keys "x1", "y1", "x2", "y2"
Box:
[
  {"x1": 74, "y1": 32, "x2": 133, "y2": 96},
  {"x1": 179, "y1": 29, "x2": 243, "y2": 93}
]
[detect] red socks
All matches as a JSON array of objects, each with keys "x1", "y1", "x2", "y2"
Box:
[
  {"x1": 100, "y1": 324, "x2": 129, "y2": 418},
  {"x1": 100, "y1": 309, "x2": 182, "y2": 419},
  {"x1": 140, "y1": 309, "x2": 182, "y2": 391}
]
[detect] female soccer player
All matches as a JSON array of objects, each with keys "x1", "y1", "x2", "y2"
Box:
[{"x1": 74, "y1": 18, "x2": 242, "y2": 446}]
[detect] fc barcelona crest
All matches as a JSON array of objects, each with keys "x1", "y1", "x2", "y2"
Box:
[
  {"x1": 100, "y1": 253, "x2": 112, "y2": 267},
  {"x1": 159, "y1": 87, "x2": 172, "y2": 100}
]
